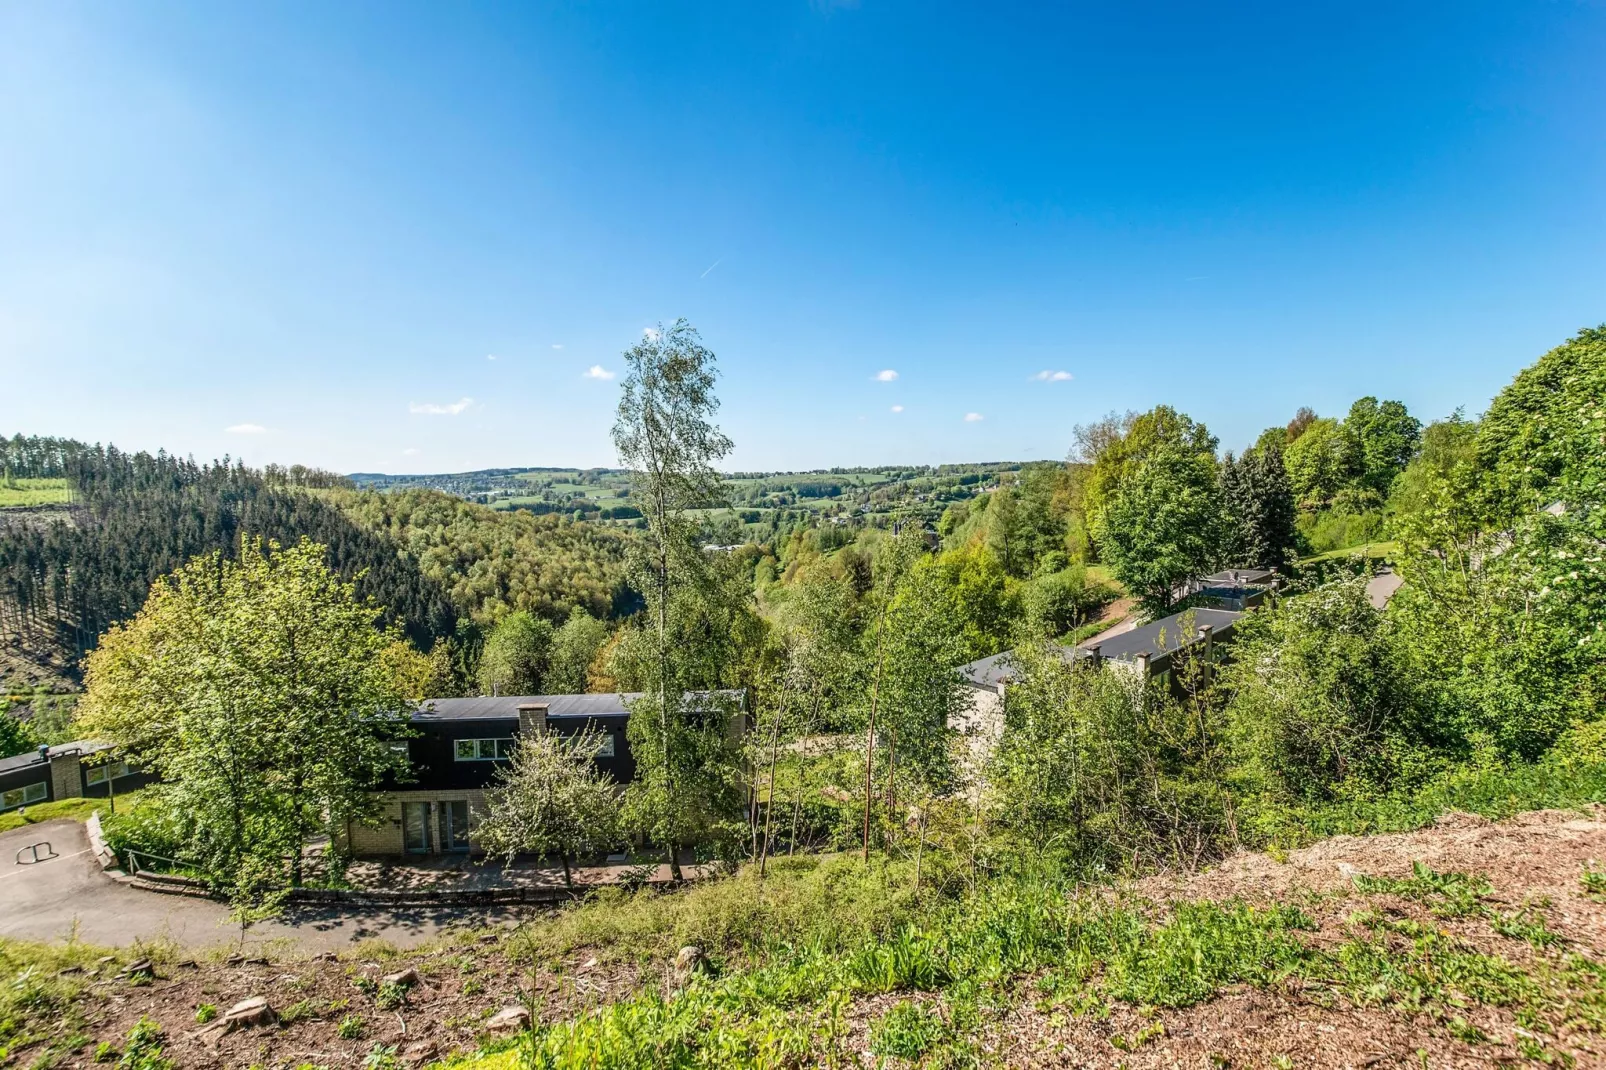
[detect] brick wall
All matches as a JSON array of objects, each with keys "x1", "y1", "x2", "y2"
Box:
[
  {"x1": 48, "y1": 753, "x2": 83, "y2": 801},
  {"x1": 345, "y1": 789, "x2": 491, "y2": 857}
]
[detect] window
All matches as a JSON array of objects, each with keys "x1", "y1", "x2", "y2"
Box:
[
  {"x1": 590, "y1": 734, "x2": 616, "y2": 759},
  {"x1": 85, "y1": 762, "x2": 131, "y2": 786},
  {"x1": 454, "y1": 737, "x2": 515, "y2": 761},
  {"x1": 1, "y1": 782, "x2": 47, "y2": 811}
]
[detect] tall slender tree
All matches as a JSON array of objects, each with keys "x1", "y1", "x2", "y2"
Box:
[{"x1": 610, "y1": 320, "x2": 737, "y2": 880}]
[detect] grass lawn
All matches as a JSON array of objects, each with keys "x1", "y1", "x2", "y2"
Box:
[
  {"x1": 0, "y1": 477, "x2": 70, "y2": 508},
  {"x1": 1302, "y1": 540, "x2": 1401, "y2": 564},
  {"x1": 0, "y1": 788, "x2": 146, "y2": 834}
]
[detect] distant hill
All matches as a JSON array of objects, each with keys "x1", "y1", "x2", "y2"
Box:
[{"x1": 348, "y1": 460, "x2": 1043, "y2": 531}]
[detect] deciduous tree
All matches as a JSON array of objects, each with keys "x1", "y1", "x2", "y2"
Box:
[
  {"x1": 77, "y1": 537, "x2": 413, "y2": 889},
  {"x1": 475, "y1": 727, "x2": 622, "y2": 887}
]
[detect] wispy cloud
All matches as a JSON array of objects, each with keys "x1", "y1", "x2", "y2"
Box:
[
  {"x1": 402, "y1": 448, "x2": 421, "y2": 457},
  {"x1": 1030, "y1": 370, "x2": 1073, "y2": 382},
  {"x1": 409, "y1": 397, "x2": 474, "y2": 416},
  {"x1": 584, "y1": 365, "x2": 616, "y2": 380},
  {"x1": 890, "y1": 405, "x2": 904, "y2": 414},
  {"x1": 551, "y1": 343, "x2": 564, "y2": 350},
  {"x1": 874, "y1": 369, "x2": 898, "y2": 382},
  {"x1": 643, "y1": 327, "x2": 661, "y2": 341},
  {"x1": 964, "y1": 412, "x2": 984, "y2": 422},
  {"x1": 486, "y1": 354, "x2": 498, "y2": 361},
  {"x1": 700, "y1": 258, "x2": 723, "y2": 279},
  {"x1": 225, "y1": 423, "x2": 266, "y2": 435}
]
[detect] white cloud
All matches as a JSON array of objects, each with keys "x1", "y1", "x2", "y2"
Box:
[
  {"x1": 225, "y1": 423, "x2": 266, "y2": 434},
  {"x1": 402, "y1": 448, "x2": 421, "y2": 457},
  {"x1": 874, "y1": 369, "x2": 898, "y2": 382},
  {"x1": 584, "y1": 365, "x2": 616, "y2": 380},
  {"x1": 1030, "y1": 370, "x2": 1073, "y2": 382},
  {"x1": 643, "y1": 327, "x2": 661, "y2": 341},
  {"x1": 486, "y1": 354, "x2": 498, "y2": 361},
  {"x1": 551, "y1": 344, "x2": 564, "y2": 350},
  {"x1": 890, "y1": 405, "x2": 904, "y2": 414},
  {"x1": 409, "y1": 397, "x2": 474, "y2": 416},
  {"x1": 964, "y1": 412, "x2": 984, "y2": 422}
]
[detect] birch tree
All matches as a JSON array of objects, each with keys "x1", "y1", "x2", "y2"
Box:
[{"x1": 611, "y1": 320, "x2": 740, "y2": 879}]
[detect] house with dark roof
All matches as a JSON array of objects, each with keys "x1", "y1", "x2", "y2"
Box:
[
  {"x1": 0, "y1": 739, "x2": 152, "y2": 815},
  {"x1": 346, "y1": 690, "x2": 746, "y2": 857},
  {"x1": 952, "y1": 607, "x2": 1248, "y2": 779}
]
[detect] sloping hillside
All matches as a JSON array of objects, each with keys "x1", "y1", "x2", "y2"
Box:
[{"x1": 9, "y1": 807, "x2": 1606, "y2": 1068}]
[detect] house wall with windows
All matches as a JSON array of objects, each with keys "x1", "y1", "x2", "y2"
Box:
[
  {"x1": 0, "y1": 741, "x2": 151, "y2": 813},
  {"x1": 353, "y1": 693, "x2": 656, "y2": 857}
]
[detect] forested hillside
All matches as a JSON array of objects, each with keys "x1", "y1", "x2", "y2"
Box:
[
  {"x1": 0, "y1": 446, "x2": 459, "y2": 675},
  {"x1": 328, "y1": 487, "x2": 637, "y2": 623}
]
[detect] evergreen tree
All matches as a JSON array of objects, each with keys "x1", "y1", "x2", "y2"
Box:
[{"x1": 1221, "y1": 446, "x2": 1297, "y2": 569}]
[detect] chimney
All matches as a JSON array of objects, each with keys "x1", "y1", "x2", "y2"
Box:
[
  {"x1": 1136, "y1": 652, "x2": 1151, "y2": 677},
  {"x1": 517, "y1": 703, "x2": 549, "y2": 736},
  {"x1": 1085, "y1": 644, "x2": 1102, "y2": 669}
]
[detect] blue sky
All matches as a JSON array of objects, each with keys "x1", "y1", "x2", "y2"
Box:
[{"x1": 2, "y1": 2, "x2": 1603, "y2": 473}]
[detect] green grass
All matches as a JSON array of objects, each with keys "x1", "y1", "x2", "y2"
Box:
[
  {"x1": 0, "y1": 794, "x2": 123, "y2": 835},
  {"x1": 443, "y1": 858, "x2": 1606, "y2": 1068},
  {"x1": 1300, "y1": 540, "x2": 1401, "y2": 564},
  {"x1": 0, "y1": 477, "x2": 70, "y2": 508}
]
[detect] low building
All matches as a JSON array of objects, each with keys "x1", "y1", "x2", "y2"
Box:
[
  {"x1": 952, "y1": 607, "x2": 1248, "y2": 778},
  {"x1": 349, "y1": 691, "x2": 746, "y2": 857},
  {"x1": 0, "y1": 740, "x2": 151, "y2": 814}
]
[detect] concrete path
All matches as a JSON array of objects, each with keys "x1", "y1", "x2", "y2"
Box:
[{"x1": 0, "y1": 820, "x2": 529, "y2": 952}]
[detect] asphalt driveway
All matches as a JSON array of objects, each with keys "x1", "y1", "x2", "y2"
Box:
[{"x1": 0, "y1": 819, "x2": 527, "y2": 951}]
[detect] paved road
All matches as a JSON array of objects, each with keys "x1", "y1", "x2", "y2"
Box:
[{"x1": 0, "y1": 820, "x2": 527, "y2": 951}]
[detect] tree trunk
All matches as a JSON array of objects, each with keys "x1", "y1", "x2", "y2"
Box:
[
  {"x1": 667, "y1": 841, "x2": 683, "y2": 882},
  {"x1": 862, "y1": 596, "x2": 890, "y2": 862},
  {"x1": 561, "y1": 853, "x2": 573, "y2": 889},
  {"x1": 759, "y1": 699, "x2": 785, "y2": 878}
]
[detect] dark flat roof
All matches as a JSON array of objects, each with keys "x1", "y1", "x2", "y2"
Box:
[
  {"x1": 956, "y1": 606, "x2": 1246, "y2": 685},
  {"x1": 1087, "y1": 608, "x2": 1244, "y2": 661},
  {"x1": 412, "y1": 690, "x2": 745, "y2": 722},
  {"x1": 0, "y1": 739, "x2": 111, "y2": 776},
  {"x1": 414, "y1": 694, "x2": 636, "y2": 721},
  {"x1": 0, "y1": 751, "x2": 45, "y2": 776}
]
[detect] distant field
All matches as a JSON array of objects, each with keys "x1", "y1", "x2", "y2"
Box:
[{"x1": 0, "y1": 477, "x2": 70, "y2": 508}]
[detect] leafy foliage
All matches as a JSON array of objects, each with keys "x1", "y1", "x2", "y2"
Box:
[
  {"x1": 77, "y1": 537, "x2": 413, "y2": 888},
  {"x1": 475, "y1": 727, "x2": 623, "y2": 885},
  {"x1": 1096, "y1": 441, "x2": 1224, "y2": 614},
  {"x1": 331, "y1": 487, "x2": 636, "y2": 626}
]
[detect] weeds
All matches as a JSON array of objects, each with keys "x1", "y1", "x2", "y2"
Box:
[
  {"x1": 193, "y1": 1003, "x2": 218, "y2": 1024},
  {"x1": 1582, "y1": 862, "x2": 1606, "y2": 901},
  {"x1": 337, "y1": 1014, "x2": 365, "y2": 1040},
  {"x1": 870, "y1": 1000, "x2": 951, "y2": 1062},
  {"x1": 1352, "y1": 861, "x2": 1492, "y2": 917},
  {"x1": 115, "y1": 1017, "x2": 174, "y2": 1070}
]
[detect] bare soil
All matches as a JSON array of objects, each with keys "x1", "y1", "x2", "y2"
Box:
[{"x1": 40, "y1": 807, "x2": 1606, "y2": 1069}]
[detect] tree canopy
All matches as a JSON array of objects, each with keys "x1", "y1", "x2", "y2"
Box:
[{"x1": 77, "y1": 537, "x2": 413, "y2": 888}]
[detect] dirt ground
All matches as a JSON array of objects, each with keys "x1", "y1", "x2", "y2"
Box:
[{"x1": 33, "y1": 807, "x2": 1606, "y2": 1069}]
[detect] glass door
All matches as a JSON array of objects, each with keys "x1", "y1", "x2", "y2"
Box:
[
  {"x1": 444, "y1": 801, "x2": 471, "y2": 852},
  {"x1": 402, "y1": 802, "x2": 431, "y2": 854}
]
